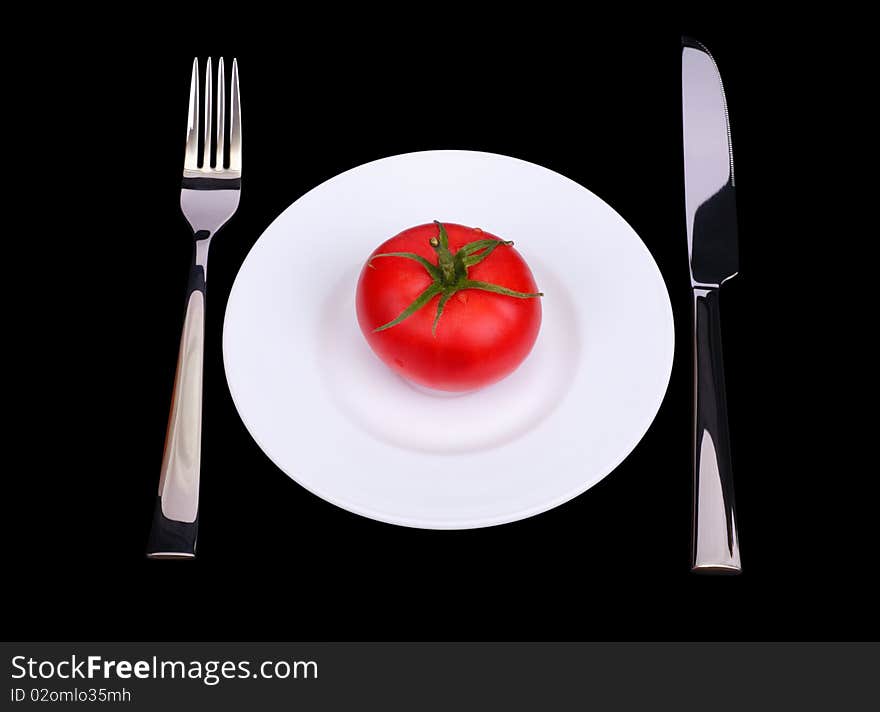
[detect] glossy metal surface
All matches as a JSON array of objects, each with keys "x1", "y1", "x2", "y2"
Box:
[
  {"x1": 157, "y1": 289, "x2": 204, "y2": 524},
  {"x1": 682, "y1": 39, "x2": 741, "y2": 573},
  {"x1": 147, "y1": 58, "x2": 242, "y2": 559},
  {"x1": 691, "y1": 289, "x2": 741, "y2": 572},
  {"x1": 682, "y1": 37, "x2": 738, "y2": 288}
]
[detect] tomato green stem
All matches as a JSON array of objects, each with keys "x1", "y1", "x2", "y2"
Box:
[
  {"x1": 432, "y1": 221, "x2": 459, "y2": 283},
  {"x1": 371, "y1": 221, "x2": 543, "y2": 335}
]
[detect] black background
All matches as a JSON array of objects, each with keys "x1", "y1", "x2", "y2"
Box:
[{"x1": 8, "y1": 21, "x2": 865, "y2": 641}]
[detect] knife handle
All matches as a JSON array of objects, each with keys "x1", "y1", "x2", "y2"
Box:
[
  {"x1": 147, "y1": 244, "x2": 208, "y2": 559},
  {"x1": 691, "y1": 287, "x2": 741, "y2": 573}
]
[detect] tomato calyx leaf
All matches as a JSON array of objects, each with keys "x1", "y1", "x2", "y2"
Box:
[
  {"x1": 368, "y1": 251, "x2": 442, "y2": 281},
  {"x1": 371, "y1": 221, "x2": 543, "y2": 336},
  {"x1": 459, "y1": 279, "x2": 543, "y2": 299},
  {"x1": 372, "y1": 283, "x2": 444, "y2": 333}
]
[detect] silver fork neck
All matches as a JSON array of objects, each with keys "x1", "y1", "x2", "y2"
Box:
[
  {"x1": 180, "y1": 187, "x2": 240, "y2": 237},
  {"x1": 194, "y1": 233, "x2": 212, "y2": 281}
]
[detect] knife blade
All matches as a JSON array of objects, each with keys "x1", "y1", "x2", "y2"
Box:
[
  {"x1": 681, "y1": 37, "x2": 742, "y2": 573},
  {"x1": 683, "y1": 37, "x2": 738, "y2": 286}
]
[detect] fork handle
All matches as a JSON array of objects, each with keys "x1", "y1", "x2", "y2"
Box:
[
  {"x1": 147, "y1": 235, "x2": 210, "y2": 559},
  {"x1": 691, "y1": 287, "x2": 741, "y2": 573}
]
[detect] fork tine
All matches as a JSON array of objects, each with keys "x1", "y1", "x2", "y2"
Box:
[
  {"x1": 203, "y1": 58, "x2": 213, "y2": 168},
  {"x1": 184, "y1": 58, "x2": 200, "y2": 170},
  {"x1": 229, "y1": 58, "x2": 242, "y2": 171},
  {"x1": 216, "y1": 58, "x2": 226, "y2": 169}
]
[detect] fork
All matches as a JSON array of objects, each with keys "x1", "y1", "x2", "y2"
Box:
[{"x1": 146, "y1": 57, "x2": 242, "y2": 558}]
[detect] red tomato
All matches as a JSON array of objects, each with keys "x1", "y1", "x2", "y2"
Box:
[{"x1": 356, "y1": 221, "x2": 543, "y2": 392}]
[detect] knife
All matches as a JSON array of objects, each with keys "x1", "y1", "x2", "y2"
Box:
[{"x1": 681, "y1": 37, "x2": 742, "y2": 573}]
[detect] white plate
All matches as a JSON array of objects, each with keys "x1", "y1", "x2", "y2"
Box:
[{"x1": 223, "y1": 150, "x2": 674, "y2": 529}]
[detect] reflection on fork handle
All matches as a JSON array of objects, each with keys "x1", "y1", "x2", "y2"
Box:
[{"x1": 147, "y1": 239, "x2": 209, "y2": 559}]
